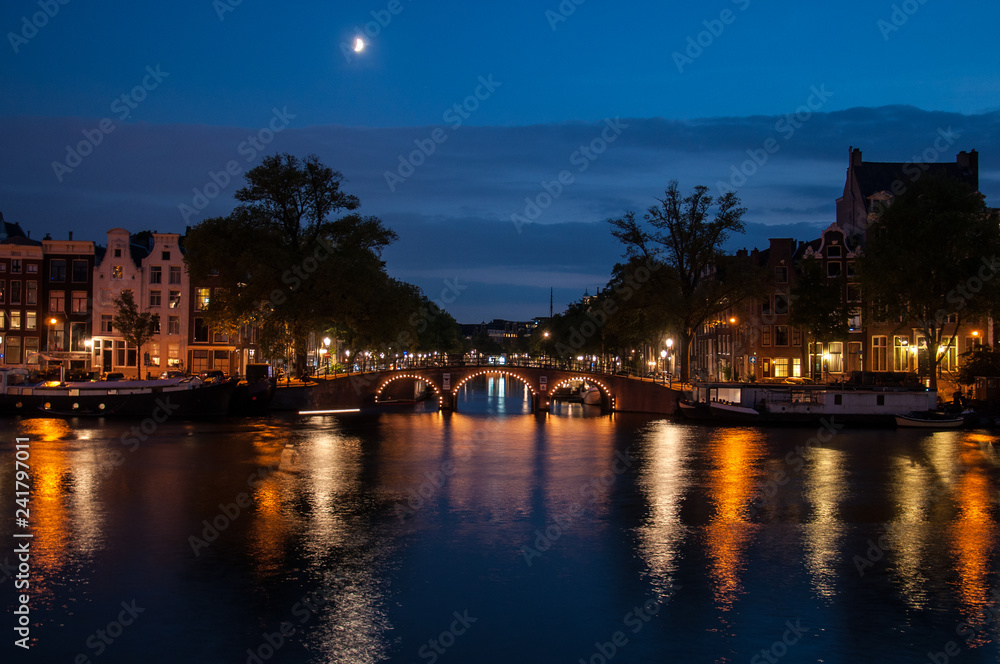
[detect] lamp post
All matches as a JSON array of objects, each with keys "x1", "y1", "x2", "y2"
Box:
[
  {"x1": 322, "y1": 337, "x2": 331, "y2": 376},
  {"x1": 660, "y1": 349, "x2": 667, "y2": 383},
  {"x1": 666, "y1": 338, "x2": 673, "y2": 386}
]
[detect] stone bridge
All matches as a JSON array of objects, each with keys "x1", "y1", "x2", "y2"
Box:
[{"x1": 280, "y1": 365, "x2": 680, "y2": 415}]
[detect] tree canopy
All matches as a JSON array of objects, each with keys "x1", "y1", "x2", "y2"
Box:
[
  {"x1": 184, "y1": 153, "x2": 458, "y2": 374},
  {"x1": 607, "y1": 182, "x2": 765, "y2": 381},
  {"x1": 111, "y1": 289, "x2": 159, "y2": 378},
  {"x1": 857, "y1": 175, "x2": 1000, "y2": 389}
]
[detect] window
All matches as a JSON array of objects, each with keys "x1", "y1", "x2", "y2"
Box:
[
  {"x1": 101, "y1": 289, "x2": 113, "y2": 306},
  {"x1": 48, "y1": 329, "x2": 65, "y2": 352},
  {"x1": 846, "y1": 284, "x2": 861, "y2": 302},
  {"x1": 101, "y1": 315, "x2": 113, "y2": 333},
  {"x1": 773, "y1": 358, "x2": 789, "y2": 378},
  {"x1": 195, "y1": 287, "x2": 210, "y2": 310},
  {"x1": 149, "y1": 290, "x2": 161, "y2": 308},
  {"x1": 112, "y1": 265, "x2": 123, "y2": 279},
  {"x1": 115, "y1": 340, "x2": 125, "y2": 366},
  {"x1": 872, "y1": 336, "x2": 888, "y2": 372},
  {"x1": 762, "y1": 297, "x2": 772, "y2": 316},
  {"x1": 148, "y1": 342, "x2": 160, "y2": 367},
  {"x1": 792, "y1": 358, "x2": 802, "y2": 377},
  {"x1": 169, "y1": 266, "x2": 181, "y2": 284},
  {"x1": 169, "y1": 290, "x2": 181, "y2": 308},
  {"x1": 762, "y1": 325, "x2": 771, "y2": 346},
  {"x1": 848, "y1": 308, "x2": 861, "y2": 330},
  {"x1": 762, "y1": 358, "x2": 772, "y2": 378},
  {"x1": 0, "y1": 311, "x2": 4, "y2": 329},
  {"x1": 72, "y1": 291, "x2": 87, "y2": 313},
  {"x1": 11, "y1": 260, "x2": 21, "y2": 273},
  {"x1": 826, "y1": 245, "x2": 842, "y2": 258},
  {"x1": 775, "y1": 266, "x2": 788, "y2": 283},
  {"x1": 26, "y1": 264, "x2": 37, "y2": 274},
  {"x1": 168, "y1": 316, "x2": 180, "y2": 335},
  {"x1": 168, "y1": 343, "x2": 180, "y2": 366},
  {"x1": 114, "y1": 248, "x2": 122, "y2": 258},
  {"x1": 49, "y1": 259, "x2": 66, "y2": 281},
  {"x1": 0, "y1": 280, "x2": 4, "y2": 304},
  {"x1": 774, "y1": 293, "x2": 789, "y2": 315},
  {"x1": 149, "y1": 265, "x2": 162, "y2": 284},
  {"x1": 792, "y1": 328, "x2": 801, "y2": 346},
  {"x1": 193, "y1": 317, "x2": 209, "y2": 342},
  {"x1": 827, "y1": 262, "x2": 841, "y2": 278},
  {"x1": 162, "y1": 251, "x2": 171, "y2": 261},
  {"x1": 5, "y1": 336, "x2": 20, "y2": 364},
  {"x1": 10, "y1": 281, "x2": 21, "y2": 305},
  {"x1": 23, "y1": 337, "x2": 38, "y2": 360},
  {"x1": 72, "y1": 260, "x2": 89, "y2": 282},
  {"x1": 70, "y1": 322, "x2": 87, "y2": 352},
  {"x1": 846, "y1": 262, "x2": 856, "y2": 278},
  {"x1": 774, "y1": 325, "x2": 789, "y2": 346},
  {"x1": 25, "y1": 312, "x2": 36, "y2": 331},
  {"x1": 25, "y1": 281, "x2": 37, "y2": 306},
  {"x1": 0, "y1": 264, "x2": 5, "y2": 273},
  {"x1": 213, "y1": 331, "x2": 230, "y2": 343},
  {"x1": 49, "y1": 292, "x2": 64, "y2": 312},
  {"x1": 827, "y1": 341, "x2": 843, "y2": 373}
]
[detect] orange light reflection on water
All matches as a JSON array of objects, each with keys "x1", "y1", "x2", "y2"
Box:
[{"x1": 704, "y1": 427, "x2": 764, "y2": 613}]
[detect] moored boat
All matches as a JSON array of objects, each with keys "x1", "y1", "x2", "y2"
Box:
[
  {"x1": 679, "y1": 380, "x2": 937, "y2": 426},
  {"x1": 894, "y1": 412, "x2": 965, "y2": 428},
  {"x1": 0, "y1": 367, "x2": 236, "y2": 418}
]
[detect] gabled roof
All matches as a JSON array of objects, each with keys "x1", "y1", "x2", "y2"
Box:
[{"x1": 852, "y1": 160, "x2": 978, "y2": 201}]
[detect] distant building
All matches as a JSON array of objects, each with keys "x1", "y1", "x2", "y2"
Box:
[
  {"x1": 0, "y1": 216, "x2": 43, "y2": 366},
  {"x1": 42, "y1": 233, "x2": 95, "y2": 371}
]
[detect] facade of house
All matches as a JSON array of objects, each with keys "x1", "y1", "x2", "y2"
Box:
[
  {"x1": 42, "y1": 234, "x2": 96, "y2": 371},
  {"x1": 693, "y1": 148, "x2": 991, "y2": 384},
  {"x1": 0, "y1": 219, "x2": 43, "y2": 367}
]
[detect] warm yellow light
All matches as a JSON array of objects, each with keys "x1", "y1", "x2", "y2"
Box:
[
  {"x1": 972, "y1": 331, "x2": 980, "y2": 337},
  {"x1": 49, "y1": 318, "x2": 57, "y2": 325},
  {"x1": 729, "y1": 317, "x2": 736, "y2": 324}
]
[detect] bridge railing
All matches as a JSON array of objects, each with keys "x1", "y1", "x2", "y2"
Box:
[{"x1": 300, "y1": 356, "x2": 650, "y2": 379}]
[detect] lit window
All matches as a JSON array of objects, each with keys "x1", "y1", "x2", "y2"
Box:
[
  {"x1": 196, "y1": 287, "x2": 210, "y2": 310},
  {"x1": 112, "y1": 265, "x2": 123, "y2": 279}
]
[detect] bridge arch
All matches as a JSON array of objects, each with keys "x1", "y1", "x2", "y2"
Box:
[
  {"x1": 374, "y1": 373, "x2": 444, "y2": 409},
  {"x1": 451, "y1": 368, "x2": 538, "y2": 412},
  {"x1": 549, "y1": 376, "x2": 615, "y2": 411}
]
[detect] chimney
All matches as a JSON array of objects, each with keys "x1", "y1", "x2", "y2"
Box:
[
  {"x1": 850, "y1": 147, "x2": 863, "y2": 167},
  {"x1": 956, "y1": 149, "x2": 979, "y2": 172},
  {"x1": 68, "y1": 231, "x2": 73, "y2": 240}
]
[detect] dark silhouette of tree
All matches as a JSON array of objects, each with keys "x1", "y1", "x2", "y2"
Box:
[
  {"x1": 111, "y1": 290, "x2": 159, "y2": 379},
  {"x1": 858, "y1": 176, "x2": 1000, "y2": 390},
  {"x1": 608, "y1": 181, "x2": 765, "y2": 382}
]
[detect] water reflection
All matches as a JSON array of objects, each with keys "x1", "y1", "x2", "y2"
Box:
[
  {"x1": 704, "y1": 428, "x2": 764, "y2": 614},
  {"x1": 948, "y1": 435, "x2": 998, "y2": 628},
  {"x1": 636, "y1": 420, "x2": 690, "y2": 599},
  {"x1": 801, "y1": 446, "x2": 847, "y2": 601}
]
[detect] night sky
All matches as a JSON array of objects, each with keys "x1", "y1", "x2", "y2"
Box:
[{"x1": 2, "y1": 0, "x2": 998, "y2": 321}]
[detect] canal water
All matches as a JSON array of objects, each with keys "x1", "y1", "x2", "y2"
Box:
[{"x1": 3, "y1": 375, "x2": 1000, "y2": 663}]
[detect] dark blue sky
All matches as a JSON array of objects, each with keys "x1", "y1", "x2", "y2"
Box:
[{"x1": 2, "y1": 0, "x2": 999, "y2": 321}]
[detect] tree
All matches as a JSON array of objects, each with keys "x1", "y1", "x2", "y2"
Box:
[
  {"x1": 184, "y1": 154, "x2": 399, "y2": 377},
  {"x1": 111, "y1": 290, "x2": 159, "y2": 379},
  {"x1": 608, "y1": 182, "x2": 765, "y2": 382},
  {"x1": 790, "y1": 258, "x2": 852, "y2": 378},
  {"x1": 858, "y1": 175, "x2": 1000, "y2": 390},
  {"x1": 957, "y1": 345, "x2": 1000, "y2": 386}
]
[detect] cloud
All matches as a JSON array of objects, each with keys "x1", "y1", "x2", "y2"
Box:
[{"x1": 1, "y1": 106, "x2": 997, "y2": 320}]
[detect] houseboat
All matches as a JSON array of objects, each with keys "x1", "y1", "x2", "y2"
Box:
[
  {"x1": 679, "y1": 380, "x2": 937, "y2": 426},
  {"x1": 0, "y1": 367, "x2": 237, "y2": 418}
]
